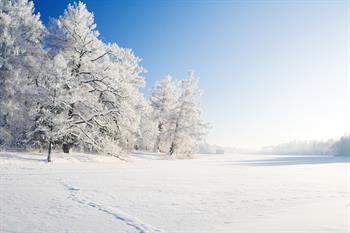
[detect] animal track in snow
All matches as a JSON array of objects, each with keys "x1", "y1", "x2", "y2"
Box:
[{"x1": 60, "y1": 181, "x2": 165, "y2": 233}]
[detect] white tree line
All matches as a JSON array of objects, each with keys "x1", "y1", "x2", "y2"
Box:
[
  {"x1": 332, "y1": 135, "x2": 350, "y2": 156},
  {"x1": 0, "y1": 0, "x2": 208, "y2": 161},
  {"x1": 259, "y1": 138, "x2": 350, "y2": 156}
]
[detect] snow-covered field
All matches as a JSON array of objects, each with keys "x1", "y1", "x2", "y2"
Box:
[{"x1": 0, "y1": 152, "x2": 349, "y2": 233}]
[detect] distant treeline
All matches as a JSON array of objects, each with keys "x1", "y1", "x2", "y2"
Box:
[
  {"x1": 199, "y1": 135, "x2": 349, "y2": 156},
  {"x1": 260, "y1": 136, "x2": 349, "y2": 156}
]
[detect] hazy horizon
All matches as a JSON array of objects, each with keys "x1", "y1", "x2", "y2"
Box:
[{"x1": 34, "y1": 0, "x2": 350, "y2": 149}]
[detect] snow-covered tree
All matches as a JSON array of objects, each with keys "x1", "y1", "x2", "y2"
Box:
[
  {"x1": 30, "y1": 2, "x2": 145, "y2": 160},
  {"x1": 149, "y1": 75, "x2": 179, "y2": 152},
  {"x1": 30, "y1": 2, "x2": 107, "y2": 157},
  {"x1": 135, "y1": 99, "x2": 158, "y2": 151},
  {"x1": 105, "y1": 43, "x2": 145, "y2": 151},
  {"x1": 168, "y1": 71, "x2": 208, "y2": 157},
  {"x1": 0, "y1": 0, "x2": 45, "y2": 147},
  {"x1": 0, "y1": 0, "x2": 209, "y2": 161},
  {"x1": 28, "y1": 53, "x2": 72, "y2": 161}
]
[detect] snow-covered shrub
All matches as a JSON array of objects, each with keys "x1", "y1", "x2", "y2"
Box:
[{"x1": 102, "y1": 139, "x2": 125, "y2": 158}]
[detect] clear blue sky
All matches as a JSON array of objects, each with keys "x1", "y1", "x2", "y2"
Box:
[{"x1": 33, "y1": 0, "x2": 349, "y2": 149}]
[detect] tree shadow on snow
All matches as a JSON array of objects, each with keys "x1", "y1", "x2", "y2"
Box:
[
  {"x1": 0, "y1": 152, "x2": 47, "y2": 162},
  {"x1": 231, "y1": 155, "x2": 350, "y2": 167},
  {"x1": 131, "y1": 151, "x2": 169, "y2": 160}
]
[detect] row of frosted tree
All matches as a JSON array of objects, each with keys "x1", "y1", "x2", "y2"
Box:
[
  {"x1": 0, "y1": 0, "x2": 208, "y2": 160},
  {"x1": 332, "y1": 135, "x2": 350, "y2": 156},
  {"x1": 259, "y1": 138, "x2": 349, "y2": 156}
]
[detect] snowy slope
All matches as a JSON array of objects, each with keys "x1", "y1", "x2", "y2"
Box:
[{"x1": 0, "y1": 152, "x2": 349, "y2": 233}]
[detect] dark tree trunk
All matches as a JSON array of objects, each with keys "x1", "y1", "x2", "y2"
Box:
[
  {"x1": 154, "y1": 122, "x2": 163, "y2": 152},
  {"x1": 169, "y1": 142, "x2": 176, "y2": 156},
  {"x1": 47, "y1": 141, "x2": 52, "y2": 162},
  {"x1": 62, "y1": 144, "x2": 70, "y2": 153}
]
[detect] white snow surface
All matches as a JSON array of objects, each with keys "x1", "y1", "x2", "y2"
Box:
[{"x1": 0, "y1": 151, "x2": 349, "y2": 233}]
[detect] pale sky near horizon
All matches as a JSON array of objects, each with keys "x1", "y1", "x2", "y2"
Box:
[{"x1": 34, "y1": 0, "x2": 349, "y2": 149}]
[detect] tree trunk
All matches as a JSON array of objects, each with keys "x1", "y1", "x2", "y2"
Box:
[
  {"x1": 47, "y1": 141, "x2": 52, "y2": 162},
  {"x1": 154, "y1": 122, "x2": 163, "y2": 152},
  {"x1": 62, "y1": 144, "x2": 70, "y2": 153},
  {"x1": 169, "y1": 122, "x2": 179, "y2": 156},
  {"x1": 169, "y1": 142, "x2": 176, "y2": 156},
  {"x1": 154, "y1": 137, "x2": 160, "y2": 152}
]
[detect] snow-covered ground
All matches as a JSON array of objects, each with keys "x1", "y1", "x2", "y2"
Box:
[{"x1": 0, "y1": 152, "x2": 349, "y2": 233}]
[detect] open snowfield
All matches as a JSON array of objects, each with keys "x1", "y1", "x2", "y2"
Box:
[{"x1": 0, "y1": 152, "x2": 349, "y2": 233}]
